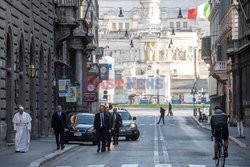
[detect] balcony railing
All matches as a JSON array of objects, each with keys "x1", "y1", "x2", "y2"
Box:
[
  {"x1": 55, "y1": 0, "x2": 78, "y2": 24},
  {"x1": 214, "y1": 61, "x2": 227, "y2": 71}
]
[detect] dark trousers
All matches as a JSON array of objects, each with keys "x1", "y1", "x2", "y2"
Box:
[
  {"x1": 113, "y1": 128, "x2": 120, "y2": 144},
  {"x1": 97, "y1": 128, "x2": 107, "y2": 151},
  {"x1": 55, "y1": 130, "x2": 64, "y2": 148},
  {"x1": 107, "y1": 132, "x2": 111, "y2": 149},
  {"x1": 158, "y1": 115, "x2": 165, "y2": 124}
]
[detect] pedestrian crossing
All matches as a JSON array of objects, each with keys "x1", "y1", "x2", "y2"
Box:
[{"x1": 56, "y1": 164, "x2": 240, "y2": 167}]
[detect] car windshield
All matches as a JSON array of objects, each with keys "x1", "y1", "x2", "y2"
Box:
[
  {"x1": 76, "y1": 115, "x2": 94, "y2": 124},
  {"x1": 118, "y1": 111, "x2": 132, "y2": 120}
]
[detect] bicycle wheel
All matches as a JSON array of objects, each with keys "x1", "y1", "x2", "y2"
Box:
[
  {"x1": 216, "y1": 144, "x2": 221, "y2": 166},
  {"x1": 221, "y1": 144, "x2": 226, "y2": 167}
]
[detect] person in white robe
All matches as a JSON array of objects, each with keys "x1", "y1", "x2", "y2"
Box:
[{"x1": 12, "y1": 105, "x2": 32, "y2": 153}]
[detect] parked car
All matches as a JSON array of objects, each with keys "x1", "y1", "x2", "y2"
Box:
[
  {"x1": 64, "y1": 113, "x2": 96, "y2": 145},
  {"x1": 117, "y1": 109, "x2": 140, "y2": 141}
]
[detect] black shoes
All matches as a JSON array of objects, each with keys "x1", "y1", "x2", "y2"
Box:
[
  {"x1": 101, "y1": 149, "x2": 106, "y2": 152},
  {"x1": 61, "y1": 146, "x2": 65, "y2": 150},
  {"x1": 212, "y1": 155, "x2": 218, "y2": 160},
  {"x1": 224, "y1": 151, "x2": 228, "y2": 158},
  {"x1": 56, "y1": 147, "x2": 59, "y2": 150},
  {"x1": 97, "y1": 149, "x2": 100, "y2": 152}
]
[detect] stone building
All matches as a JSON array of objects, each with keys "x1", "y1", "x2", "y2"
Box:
[
  {"x1": 0, "y1": 0, "x2": 55, "y2": 144},
  {"x1": 204, "y1": 0, "x2": 246, "y2": 125},
  {"x1": 98, "y1": 0, "x2": 209, "y2": 104},
  {"x1": 227, "y1": 0, "x2": 250, "y2": 126},
  {"x1": 0, "y1": 0, "x2": 101, "y2": 146}
]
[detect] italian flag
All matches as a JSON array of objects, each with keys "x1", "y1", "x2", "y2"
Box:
[{"x1": 188, "y1": 1, "x2": 211, "y2": 20}]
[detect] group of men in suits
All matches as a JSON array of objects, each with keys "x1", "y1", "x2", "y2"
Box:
[
  {"x1": 50, "y1": 104, "x2": 123, "y2": 152},
  {"x1": 94, "y1": 104, "x2": 122, "y2": 152}
]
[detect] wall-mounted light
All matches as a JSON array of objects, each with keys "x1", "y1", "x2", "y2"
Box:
[{"x1": 26, "y1": 64, "x2": 36, "y2": 78}]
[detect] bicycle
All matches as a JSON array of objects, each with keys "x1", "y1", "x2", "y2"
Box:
[{"x1": 212, "y1": 127, "x2": 226, "y2": 167}]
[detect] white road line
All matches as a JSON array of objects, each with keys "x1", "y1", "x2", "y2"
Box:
[
  {"x1": 120, "y1": 164, "x2": 138, "y2": 167},
  {"x1": 189, "y1": 165, "x2": 206, "y2": 167},
  {"x1": 155, "y1": 164, "x2": 172, "y2": 167},
  {"x1": 158, "y1": 125, "x2": 170, "y2": 163},
  {"x1": 86, "y1": 165, "x2": 106, "y2": 167},
  {"x1": 154, "y1": 115, "x2": 160, "y2": 164}
]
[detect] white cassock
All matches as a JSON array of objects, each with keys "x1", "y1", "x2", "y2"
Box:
[{"x1": 12, "y1": 112, "x2": 32, "y2": 152}]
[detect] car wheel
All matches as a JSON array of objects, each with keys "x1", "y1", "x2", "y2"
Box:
[
  {"x1": 125, "y1": 137, "x2": 130, "y2": 141},
  {"x1": 131, "y1": 131, "x2": 140, "y2": 141}
]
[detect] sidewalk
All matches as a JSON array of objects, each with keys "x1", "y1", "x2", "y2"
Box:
[
  {"x1": 0, "y1": 136, "x2": 78, "y2": 167},
  {"x1": 192, "y1": 115, "x2": 250, "y2": 148}
]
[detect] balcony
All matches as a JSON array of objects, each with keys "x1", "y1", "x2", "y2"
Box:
[
  {"x1": 210, "y1": 61, "x2": 227, "y2": 82},
  {"x1": 55, "y1": 0, "x2": 78, "y2": 25},
  {"x1": 201, "y1": 37, "x2": 211, "y2": 64}
]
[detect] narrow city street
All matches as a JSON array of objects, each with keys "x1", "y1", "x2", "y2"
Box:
[{"x1": 41, "y1": 109, "x2": 250, "y2": 167}]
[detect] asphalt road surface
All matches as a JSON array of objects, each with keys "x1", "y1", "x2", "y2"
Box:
[{"x1": 42, "y1": 108, "x2": 250, "y2": 167}]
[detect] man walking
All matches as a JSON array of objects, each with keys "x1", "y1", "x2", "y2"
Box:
[
  {"x1": 111, "y1": 108, "x2": 122, "y2": 145},
  {"x1": 51, "y1": 105, "x2": 67, "y2": 150},
  {"x1": 12, "y1": 105, "x2": 32, "y2": 153},
  {"x1": 105, "y1": 106, "x2": 112, "y2": 151},
  {"x1": 167, "y1": 102, "x2": 173, "y2": 116},
  {"x1": 94, "y1": 105, "x2": 110, "y2": 152},
  {"x1": 157, "y1": 107, "x2": 166, "y2": 125}
]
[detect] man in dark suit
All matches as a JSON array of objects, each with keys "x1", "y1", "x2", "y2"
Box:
[
  {"x1": 94, "y1": 105, "x2": 110, "y2": 152},
  {"x1": 51, "y1": 105, "x2": 67, "y2": 150},
  {"x1": 105, "y1": 106, "x2": 113, "y2": 151},
  {"x1": 111, "y1": 108, "x2": 122, "y2": 145}
]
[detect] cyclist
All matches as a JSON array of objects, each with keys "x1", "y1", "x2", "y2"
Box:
[{"x1": 210, "y1": 106, "x2": 229, "y2": 160}]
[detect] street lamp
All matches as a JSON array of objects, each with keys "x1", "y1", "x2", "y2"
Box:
[
  {"x1": 177, "y1": 8, "x2": 183, "y2": 18},
  {"x1": 118, "y1": 7, "x2": 124, "y2": 17},
  {"x1": 26, "y1": 64, "x2": 36, "y2": 78}
]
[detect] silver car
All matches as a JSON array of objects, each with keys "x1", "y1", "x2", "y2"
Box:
[{"x1": 117, "y1": 109, "x2": 140, "y2": 141}]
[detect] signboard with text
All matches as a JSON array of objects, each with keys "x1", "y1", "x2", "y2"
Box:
[{"x1": 83, "y1": 92, "x2": 97, "y2": 102}]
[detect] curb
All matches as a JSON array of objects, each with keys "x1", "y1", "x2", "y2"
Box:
[
  {"x1": 191, "y1": 116, "x2": 247, "y2": 148},
  {"x1": 29, "y1": 145, "x2": 79, "y2": 167}
]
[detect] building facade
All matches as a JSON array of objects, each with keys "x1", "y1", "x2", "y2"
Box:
[
  {"x1": 203, "y1": 0, "x2": 249, "y2": 124},
  {"x1": 227, "y1": 0, "x2": 250, "y2": 126},
  {"x1": 0, "y1": 0, "x2": 55, "y2": 145},
  {"x1": 0, "y1": 0, "x2": 101, "y2": 146},
  {"x1": 99, "y1": 0, "x2": 209, "y2": 104}
]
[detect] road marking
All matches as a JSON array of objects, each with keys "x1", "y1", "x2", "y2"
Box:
[
  {"x1": 120, "y1": 164, "x2": 138, "y2": 167},
  {"x1": 154, "y1": 115, "x2": 159, "y2": 164},
  {"x1": 155, "y1": 164, "x2": 172, "y2": 167},
  {"x1": 87, "y1": 165, "x2": 106, "y2": 167},
  {"x1": 189, "y1": 165, "x2": 206, "y2": 167},
  {"x1": 158, "y1": 125, "x2": 170, "y2": 163}
]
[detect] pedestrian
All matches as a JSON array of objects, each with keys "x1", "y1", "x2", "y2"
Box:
[
  {"x1": 105, "y1": 106, "x2": 112, "y2": 151},
  {"x1": 167, "y1": 102, "x2": 173, "y2": 116},
  {"x1": 51, "y1": 105, "x2": 67, "y2": 150},
  {"x1": 157, "y1": 107, "x2": 166, "y2": 125},
  {"x1": 108, "y1": 103, "x2": 113, "y2": 112},
  {"x1": 12, "y1": 105, "x2": 32, "y2": 153},
  {"x1": 94, "y1": 105, "x2": 110, "y2": 152},
  {"x1": 111, "y1": 108, "x2": 122, "y2": 145}
]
